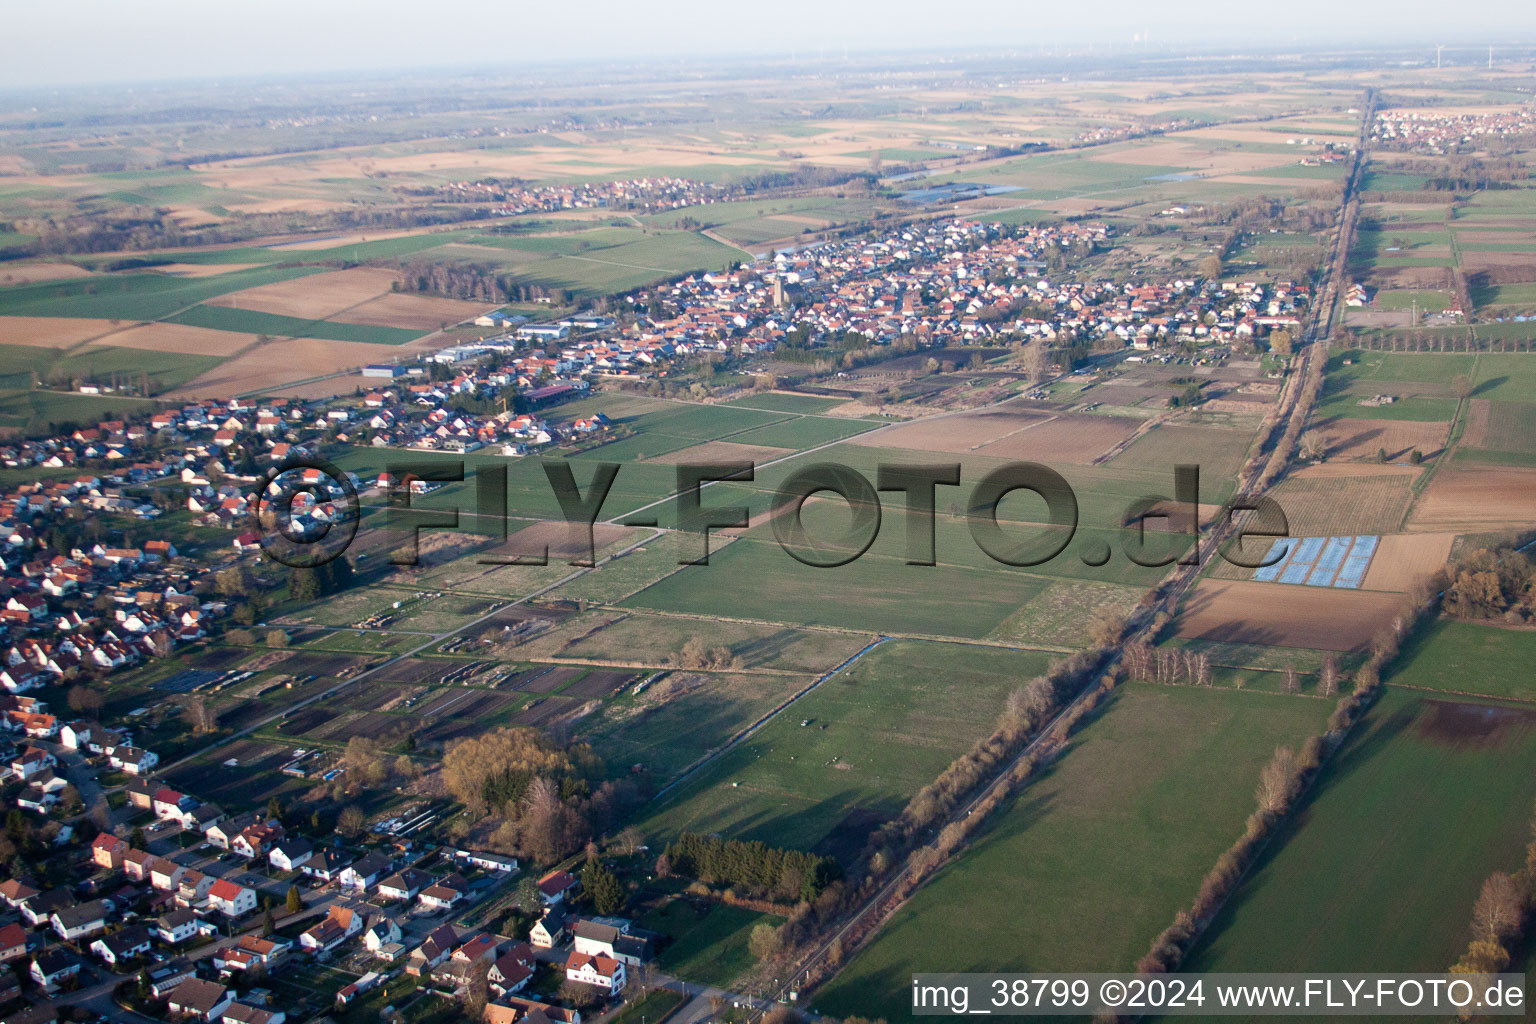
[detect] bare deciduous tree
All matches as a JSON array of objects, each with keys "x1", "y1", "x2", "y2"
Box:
[
  {"x1": 1255, "y1": 745, "x2": 1301, "y2": 815},
  {"x1": 1319, "y1": 654, "x2": 1340, "y2": 697},
  {"x1": 1470, "y1": 872, "x2": 1524, "y2": 944}
]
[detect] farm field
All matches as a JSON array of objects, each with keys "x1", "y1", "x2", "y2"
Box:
[
  {"x1": 1183, "y1": 687, "x2": 1536, "y2": 978},
  {"x1": 1309, "y1": 416, "x2": 1448, "y2": 463},
  {"x1": 623, "y1": 535, "x2": 1051, "y2": 638},
  {"x1": 1461, "y1": 398, "x2": 1536, "y2": 464},
  {"x1": 638, "y1": 639, "x2": 1056, "y2": 859},
  {"x1": 1316, "y1": 350, "x2": 1465, "y2": 423},
  {"x1": 523, "y1": 609, "x2": 875, "y2": 675},
  {"x1": 1260, "y1": 465, "x2": 1418, "y2": 537},
  {"x1": 1385, "y1": 619, "x2": 1536, "y2": 702},
  {"x1": 814, "y1": 684, "x2": 1330, "y2": 1021},
  {"x1": 1173, "y1": 579, "x2": 1409, "y2": 652},
  {"x1": 576, "y1": 670, "x2": 814, "y2": 786},
  {"x1": 1406, "y1": 466, "x2": 1536, "y2": 533}
]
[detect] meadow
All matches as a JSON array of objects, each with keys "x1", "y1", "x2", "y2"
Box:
[
  {"x1": 0, "y1": 264, "x2": 325, "y2": 320},
  {"x1": 167, "y1": 304, "x2": 425, "y2": 345},
  {"x1": 1384, "y1": 619, "x2": 1536, "y2": 701},
  {"x1": 1183, "y1": 687, "x2": 1536, "y2": 977},
  {"x1": 814, "y1": 684, "x2": 1330, "y2": 1021},
  {"x1": 576, "y1": 671, "x2": 817, "y2": 784},
  {"x1": 638, "y1": 639, "x2": 1057, "y2": 859},
  {"x1": 643, "y1": 901, "x2": 786, "y2": 988}
]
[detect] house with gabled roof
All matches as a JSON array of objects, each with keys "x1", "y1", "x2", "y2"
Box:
[
  {"x1": 299, "y1": 903, "x2": 366, "y2": 955},
  {"x1": 405, "y1": 922, "x2": 458, "y2": 976},
  {"x1": 208, "y1": 878, "x2": 256, "y2": 918},
  {"x1": 167, "y1": 977, "x2": 233, "y2": 1021},
  {"x1": 565, "y1": 950, "x2": 626, "y2": 994},
  {"x1": 90, "y1": 923, "x2": 151, "y2": 966}
]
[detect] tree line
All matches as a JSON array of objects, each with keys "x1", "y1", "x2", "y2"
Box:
[
  {"x1": 661, "y1": 833, "x2": 841, "y2": 903},
  {"x1": 777, "y1": 644, "x2": 1118, "y2": 996}
]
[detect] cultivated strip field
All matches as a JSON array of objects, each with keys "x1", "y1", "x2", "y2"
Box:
[{"x1": 1174, "y1": 579, "x2": 1409, "y2": 651}]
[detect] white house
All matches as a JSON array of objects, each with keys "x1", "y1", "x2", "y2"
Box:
[
  {"x1": 268, "y1": 838, "x2": 314, "y2": 873},
  {"x1": 363, "y1": 916, "x2": 403, "y2": 957},
  {"x1": 299, "y1": 904, "x2": 365, "y2": 955},
  {"x1": 339, "y1": 852, "x2": 391, "y2": 891},
  {"x1": 208, "y1": 879, "x2": 256, "y2": 919},
  {"x1": 157, "y1": 908, "x2": 201, "y2": 945},
  {"x1": 51, "y1": 899, "x2": 111, "y2": 942},
  {"x1": 90, "y1": 924, "x2": 152, "y2": 966},
  {"x1": 565, "y1": 951, "x2": 625, "y2": 994}
]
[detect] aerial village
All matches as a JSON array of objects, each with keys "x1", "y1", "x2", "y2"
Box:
[{"x1": 0, "y1": 213, "x2": 1310, "y2": 1023}]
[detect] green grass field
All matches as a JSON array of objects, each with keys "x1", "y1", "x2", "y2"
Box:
[
  {"x1": 0, "y1": 264, "x2": 324, "y2": 320},
  {"x1": 624, "y1": 536, "x2": 1050, "y2": 637},
  {"x1": 1385, "y1": 619, "x2": 1536, "y2": 701},
  {"x1": 814, "y1": 684, "x2": 1330, "y2": 1020},
  {"x1": 1184, "y1": 687, "x2": 1536, "y2": 977},
  {"x1": 0, "y1": 388, "x2": 155, "y2": 434},
  {"x1": 577, "y1": 672, "x2": 818, "y2": 784},
  {"x1": 639, "y1": 639, "x2": 1056, "y2": 859},
  {"x1": 1318, "y1": 351, "x2": 1464, "y2": 422},
  {"x1": 168, "y1": 304, "x2": 426, "y2": 345},
  {"x1": 53, "y1": 344, "x2": 227, "y2": 392},
  {"x1": 722, "y1": 392, "x2": 849, "y2": 414},
  {"x1": 644, "y1": 901, "x2": 785, "y2": 988}
]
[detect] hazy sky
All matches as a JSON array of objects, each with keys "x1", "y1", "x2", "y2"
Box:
[{"x1": 4, "y1": 0, "x2": 1532, "y2": 88}]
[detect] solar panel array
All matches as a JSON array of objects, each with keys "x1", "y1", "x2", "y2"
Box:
[{"x1": 1250, "y1": 535, "x2": 1379, "y2": 589}]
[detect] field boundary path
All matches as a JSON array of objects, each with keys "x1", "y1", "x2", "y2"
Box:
[{"x1": 650, "y1": 636, "x2": 891, "y2": 803}]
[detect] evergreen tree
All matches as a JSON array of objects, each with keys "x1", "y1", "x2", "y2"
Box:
[
  {"x1": 582, "y1": 861, "x2": 626, "y2": 917},
  {"x1": 287, "y1": 566, "x2": 321, "y2": 602}
]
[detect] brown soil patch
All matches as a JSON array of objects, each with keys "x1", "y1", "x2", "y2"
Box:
[
  {"x1": 151, "y1": 262, "x2": 267, "y2": 278},
  {"x1": 83, "y1": 322, "x2": 255, "y2": 356},
  {"x1": 1361, "y1": 532, "x2": 1456, "y2": 593},
  {"x1": 975, "y1": 413, "x2": 1142, "y2": 464},
  {"x1": 263, "y1": 228, "x2": 423, "y2": 252},
  {"x1": 205, "y1": 266, "x2": 401, "y2": 320},
  {"x1": 167, "y1": 336, "x2": 439, "y2": 397},
  {"x1": 645, "y1": 440, "x2": 794, "y2": 466},
  {"x1": 0, "y1": 316, "x2": 118, "y2": 348},
  {"x1": 1289, "y1": 463, "x2": 1422, "y2": 479},
  {"x1": 1174, "y1": 579, "x2": 1407, "y2": 652},
  {"x1": 1462, "y1": 400, "x2": 1492, "y2": 448},
  {"x1": 850, "y1": 408, "x2": 1055, "y2": 454},
  {"x1": 1455, "y1": 253, "x2": 1536, "y2": 273},
  {"x1": 330, "y1": 292, "x2": 489, "y2": 332},
  {"x1": 1408, "y1": 467, "x2": 1536, "y2": 532},
  {"x1": 488, "y1": 521, "x2": 636, "y2": 563},
  {"x1": 1087, "y1": 140, "x2": 1290, "y2": 176},
  {"x1": 0, "y1": 263, "x2": 95, "y2": 286},
  {"x1": 1313, "y1": 416, "x2": 1449, "y2": 462},
  {"x1": 1415, "y1": 699, "x2": 1536, "y2": 748}
]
